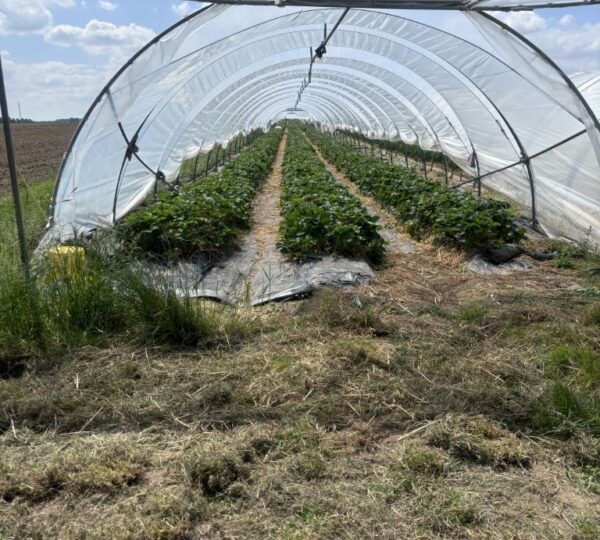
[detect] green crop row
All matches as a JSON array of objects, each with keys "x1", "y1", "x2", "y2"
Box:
[
  {"x1": 178, "y1": 129, "x2": 264, "y2": 183},
  {"x1": 118, "y1": 128, "x2": 283, "y2": 259},
  {"x1": 304, "y1": 125, "x2": 524, "y2": 250},
  {"x1": 279, "y1": 125, "x2": 384, "y2": 262}
]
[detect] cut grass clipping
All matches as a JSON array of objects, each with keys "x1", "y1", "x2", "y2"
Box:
[
  {"x1": 118, "y1": 128, "x2": 283, "y2": 260},
  {"x1": 304, "y1": 124, "x2": 524, "y2": 250},
  {"x1": 279, "y1": 124, "x2": 384, "y2": 262}
]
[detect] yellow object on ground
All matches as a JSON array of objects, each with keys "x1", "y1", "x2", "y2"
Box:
[{"x1": 46, "y1": 246, "x2": 86, "y2": 279}]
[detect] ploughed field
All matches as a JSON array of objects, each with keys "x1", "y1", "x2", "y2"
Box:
[{"x1": 0, "y1": 122, "x2": 77, "y2": 195}]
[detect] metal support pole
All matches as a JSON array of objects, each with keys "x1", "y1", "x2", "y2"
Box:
[
  {"x1": 443, "y1": 154, "x2": 448, "y2": 186},
  {"x1": 192, "y1": 153, "x2": 200, "y2": 180},
  {"x1": 205, "y1": 149, "x2": 211, "y2": 176},
  {"x1": 404, "y1": 143, "x2": 408, "y2": 167},
  {"x1": 421, "y1": 148, "x2": 427, "y2": 178},
  {"x1": 0, "y1": 54, "x2": 29, "y2": 275}
]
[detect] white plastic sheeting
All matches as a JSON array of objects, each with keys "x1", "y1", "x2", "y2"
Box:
[
  {"x1": 202, "y1": 0, "x2": 600, "y2": 10},
  {"x1": 44, "y1": 5, "x2": 600, "y2": 248}
]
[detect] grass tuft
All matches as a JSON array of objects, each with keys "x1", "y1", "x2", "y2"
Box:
[
  {"x1": 187, "y1": 446, "x2": 249, "y2": 497},
  {"x1": 426, "y1": 415, "x2": 531, "y2": 469}
]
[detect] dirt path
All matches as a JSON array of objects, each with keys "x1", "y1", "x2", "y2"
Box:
[
  {"x1": 244, "y1": 131, "x2": 288, "y2": 291},
  {"x1": 305, "y1": 135, "x2": 417, "y2": 257}
]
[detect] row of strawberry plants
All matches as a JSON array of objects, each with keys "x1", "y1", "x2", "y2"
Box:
[
  {"x1": 335, "y1": 128, "x2": 454, "y2": 171},
  {"x1": 304, "y1": 125, "x2": 524, "y2": 250},
  {"x1": 279, "y1": 125, "x2": 385, "y2": 263},
  {"x1": 118, "y1": 128, "x2": 283, "y2": 259}
]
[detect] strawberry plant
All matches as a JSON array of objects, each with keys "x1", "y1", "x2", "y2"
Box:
[
  {"x1": 304, "y1": 125, "x2": 524, "y2": 250},
  {"x1": 279, "y1": 125, "x2": 384, "y2": 262},
  {"x1": 118, "y1": 129, "x2": 283, "y2": 259}
]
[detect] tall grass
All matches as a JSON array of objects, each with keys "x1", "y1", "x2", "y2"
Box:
[{"x1": 0, "y1": 180, "x2": 256, "y2": 376}]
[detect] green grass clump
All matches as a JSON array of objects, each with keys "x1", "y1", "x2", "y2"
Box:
[
  {"x1": 457, "y1": 302, "x2": 488, "y2": 324},
  {"x1": 537, "y1": 345, "x2": 600, "y2": 436},
  {"x1": 583, "y1": 304, "x2": 600, "y2": 325},
  {"x1": 119, "y1": 128, "x2": 282, "y2": 260},
  {"x1": 279, "y1": 125, "x2": 385, "y2": 263},
  {"x1": 304, "y1": 124, "x2": 524, "y2": 250}
]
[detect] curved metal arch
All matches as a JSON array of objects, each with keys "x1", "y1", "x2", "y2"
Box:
[
  {"x1": 159, "y1": 67, "x2": 390, "y2": 164},
  {"x1": 253, "y1": 96, "x2": 362, "y2": 132},
  {"x1": 204, "y1": 61, "x2": 442, "y2": 148},
  {"x1": 333, "y1": 23, "x2": 525, "y2": 159},
  {"x1": 167, "y1": 66, "x2": 413, "y2": 162},
  {"x1": 157, "y1": 56, "x2": 472, "y2": 175},
  {"x1": 131, "y1": 10, "x2": 517, "y2": 162},
  {"x1": 173, "y1": 48, "x2": 476, "y2": 160},
  {"x1": 253, "y1": 94, "x2": 361, "y2": 131},
  {"x1": 241, "y1": 86, "x2": 373, "y2": 132},
  {"x1": 231, "y1": 80, "x2": 386, "y2": 135}
]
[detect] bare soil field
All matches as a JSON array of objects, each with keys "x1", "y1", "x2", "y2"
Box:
[{"x1": 0, "y1": 122, "x2": 77, "y2": 195}]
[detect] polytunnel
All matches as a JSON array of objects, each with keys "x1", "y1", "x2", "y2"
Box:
[{"x1": 43, "y1": 1, "x2": 600, "y2": 248}]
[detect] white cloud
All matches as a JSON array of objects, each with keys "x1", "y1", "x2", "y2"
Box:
[
  {"x1": 528, "y1": 21, "x2": 600, "y2": 72},
  {"x1": 495, "y1": 11, "x2": 546, "y2": 32},
  {"x1": 45, "y1": 19, "x2": 155, "y2": 58},
  {"x1": 489, "y1": 10, "x2": 599, "y2": 72},
  {"x1": 3, "y1": 56, "x2": 107, "y2": 120},
  {"x1": 98, "y1": 0, "x2": 117, "y2": 11},
  {"x1": 171, "y1": 2, "x2": 193, "y2": 18},
  {"x1": 0, "y1": 0, "x2": 76, "y2": 35},
  {"x1": 559, "y1": 14, "x2": 574, "y2": 27}
]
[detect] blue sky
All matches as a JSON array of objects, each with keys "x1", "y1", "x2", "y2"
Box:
[{"x1": 1, "y1": 1, "x2": 599, "y2": 120}]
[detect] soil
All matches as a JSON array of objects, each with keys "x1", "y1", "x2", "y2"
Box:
[{"x1": 0, "y1": 122, "x2": 77, "y2": 195}]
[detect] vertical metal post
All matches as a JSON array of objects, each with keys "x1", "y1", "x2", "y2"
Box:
[
  {"x1": 443, "y1": 154, "x2": 449, "y2": 186},
  {"x1": 192, "y1": 153, "x2": 200, "y2": 181},
  {"x1": 421, "y1": 148, "x2": 427, "y2": 178},
  {"x1": 205, "y1": 149, "x2": 211, "y2": 176},
  {"x1": 0, "y1": 55, "x2": 29, "y2": 275},
  {"x1": 404, "y1": 143, "x2": 408, "y2": 167}
]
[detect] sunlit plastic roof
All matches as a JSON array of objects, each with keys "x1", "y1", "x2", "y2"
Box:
[{"x1": 44, "y1": 4, "x2": 600, "y2": 248}]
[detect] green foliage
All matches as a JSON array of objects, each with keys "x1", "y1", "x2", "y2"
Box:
[
  {"x1": 178, "y1": 129, "x2": 263, "y2": 182},
  {"x1": 279, "y1": 125, "x2": 384, "y2": 262},
  {"x1": 118, "y1": 270, "x2": 218, "y2": 347},
  {"x1": 42, "y1": 250, "x2": 130, "y2": 345},
  {"x1": 536, "y1": 345, "x2": 600, "y2": 436},
  {"x1": 305, "y1": 125, "x2": 524, "y2": 250},
  {"x1": 118, "y1": 129, "x2": 282, "y2": 259}
]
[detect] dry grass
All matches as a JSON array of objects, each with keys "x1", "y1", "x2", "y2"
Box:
[{"x1": 1, "y1": 266, "x2": 599, "y2": 538}]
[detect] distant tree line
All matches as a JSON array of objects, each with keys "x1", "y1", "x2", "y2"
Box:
[
  {"x1": 0, "y1": 117, "x2": 81, "y2": 124},
  {"x1": 0, "y1": 117, "x2": 34, "y2": 123}
]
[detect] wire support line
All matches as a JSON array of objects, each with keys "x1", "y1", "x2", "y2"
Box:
[{"x1": 295, "y1": 7, "x2": 350, "y2": 109}]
